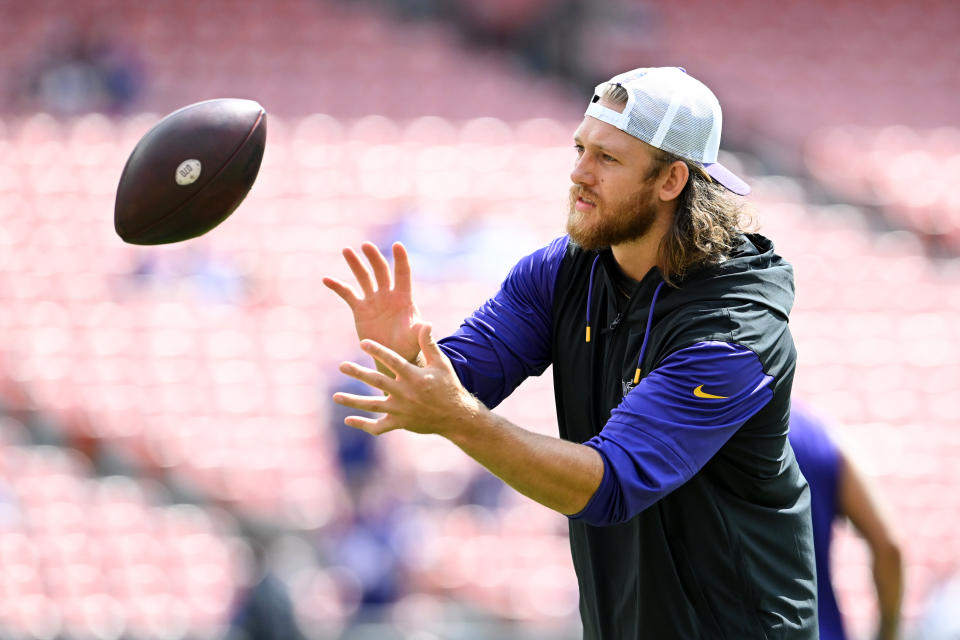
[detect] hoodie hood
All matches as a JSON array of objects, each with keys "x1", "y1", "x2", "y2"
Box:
[
  {"x1": 644, "y1": 232, "x2": 795, "y2": 374},
  {"x1": 584, "y1": 233, "x2": 795, "y2": 379},
  {"x1": 666, "y1": 233, "x2": 795, "y2": 319}
]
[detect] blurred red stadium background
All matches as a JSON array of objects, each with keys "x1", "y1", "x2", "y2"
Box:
[{"x1": 1, "y1": 1, "x2": 959, "y2": 638}]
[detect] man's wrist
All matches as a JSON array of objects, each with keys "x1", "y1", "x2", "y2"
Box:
[{"x1": 440, "y1": 393, "x2": 487, "y2": 443}]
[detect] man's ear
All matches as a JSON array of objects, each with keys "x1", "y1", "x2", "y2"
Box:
[{"x1": 658, "y1": 161, "x2": 689, "y2": 202}]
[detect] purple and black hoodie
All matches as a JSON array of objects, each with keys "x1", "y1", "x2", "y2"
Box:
[{"x1": 438, "y1": 233, "x2": 817, "y2": 639}]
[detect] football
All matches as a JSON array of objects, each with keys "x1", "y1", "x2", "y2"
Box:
[{"x1": 114, "y1": 98, "x2": 267, "y2": 245}]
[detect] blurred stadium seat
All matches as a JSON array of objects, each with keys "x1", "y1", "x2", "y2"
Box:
[
  {"x1": 806, "y1": 125, "x2": 960, "y2": 249},
  {"x1": 0, "y1": 427, "x2": 248, "y2": 640}
]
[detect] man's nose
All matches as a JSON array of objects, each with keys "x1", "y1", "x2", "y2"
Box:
[{"x1": 570, "y1": 155, "x2": 594, "y2": 186}]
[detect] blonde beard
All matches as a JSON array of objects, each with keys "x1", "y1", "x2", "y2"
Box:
[{"x1": 566, "y1": 184, "x2": 658, "y2": 250}]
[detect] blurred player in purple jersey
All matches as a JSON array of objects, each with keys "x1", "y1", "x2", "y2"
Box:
[{"x1": 790, "y1": 402, "x2": 903, "y2": 640}]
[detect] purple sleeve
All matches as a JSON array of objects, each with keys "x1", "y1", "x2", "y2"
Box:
[
  {"x1": 570, "y1": 341, "x2": 774, "y2": 526},
  {"x1": 437, "y1": 236, "x2": 568, "y2": 409}
]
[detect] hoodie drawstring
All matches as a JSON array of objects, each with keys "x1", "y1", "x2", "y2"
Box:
[
  {"x1": 633, "y1": 281, "x2": 664, "y2": 384},
  {"x1": 585, "y1": 254, "x2": 600, "y2": 343},
  {"x1": 585, "y1": 257, "x2": 665, "y2": 385}
]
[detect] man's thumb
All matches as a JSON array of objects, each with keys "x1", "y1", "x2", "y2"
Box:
[{"x1": 416, "y1": 322, "x2": 440, "y2": 363}]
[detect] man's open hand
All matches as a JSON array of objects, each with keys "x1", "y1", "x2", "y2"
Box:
[
  {"x1": 323, "y1": 242, "x2": 422, "y2": 365},
  {"x1": 332, "y1": 323, "x2": 480, "y2": 436}
]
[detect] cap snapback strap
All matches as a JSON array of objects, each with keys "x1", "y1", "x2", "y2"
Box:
[{"x1": 584, "y1": 101, "x2": 629, "y2": 130}]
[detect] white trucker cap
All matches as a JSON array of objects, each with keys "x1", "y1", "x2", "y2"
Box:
[{"x1": 585, "y1": 67, "x2": 750, "y2": 195}]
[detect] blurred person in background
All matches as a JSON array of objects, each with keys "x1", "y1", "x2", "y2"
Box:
[
  {"x1": 376, "y1": 199, "x2": 541, "y2": 285},
  {"x1": 325, "y1": 372, "x2": 417, "y2": 624},
  {"x1": 120, "y1": 243, "x2": 251, "y2": 304},
  {"x1": 324, "y1": 67, "x2": 816, "y2": 638},
  {"x1": 14, "y1": 21, "x2": 143, "y2": 115},
  {"x1": 329, "y1": 373, "x2": 383, "y2": 494},
  {"x1": 229, "y1": 536, "x2": 307, "y2": 640},
  {"x1": 789, "y1": 401, "x2": 904, "y2": 640}
]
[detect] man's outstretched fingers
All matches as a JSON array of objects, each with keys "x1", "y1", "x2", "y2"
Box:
[
  {"x1": 322, "y1": 277, "x2": 359, "y2": 308},
  {"x1": 343, "y1": 247, "x2": 376, "y2": 296},
  {"x1": 361, "y1": 242, "x2": 393, "y2": 291},
  {"x1": 332, "y1": 390, "x2": 389, "y2": 413},
  {"x1": 339, "y1": 361, "x2": 400, "y2": 395},
  {"x1": 344, "y1": 414, "x2": 396, "y2": 435},
  {"x1": 360, "y1": 339, "x2": 412, "y2": 375},
  {"x1": 393, "y1": 242, "x2": 412, "y2": 294}
]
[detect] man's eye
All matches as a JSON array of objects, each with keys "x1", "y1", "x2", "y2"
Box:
[
  {"x1": 574, "y1": 145, "x2": 584, "y2": 154},
  {"x1": 602, "y1": 154, "x2": 617, "y2": 163}
]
